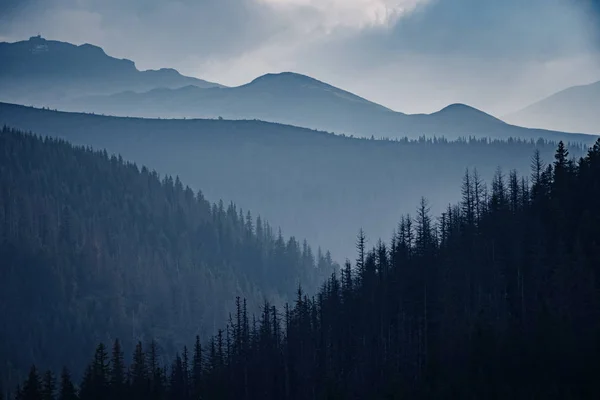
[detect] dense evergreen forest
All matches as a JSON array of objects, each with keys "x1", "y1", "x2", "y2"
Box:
[
  {"x1": 0, "y1": 102, "x2": 593, "y2": 261},
  {"x1": 6, "y1": 134, "x2": 600, "y2": 399},
  {"x1": 0, "y1": 127, "x2": 337, "y2": 390}
]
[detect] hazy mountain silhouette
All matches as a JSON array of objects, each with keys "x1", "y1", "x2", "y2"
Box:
[
  {"x1": 0, "y1": 102, "x2": 593, "y2": 261},
  {"x1": 1, "y1": 37, "x2": 593, "y2": 142},
  {"x1": 67, "y1": 71, "x2": 592, "y2": 142},
  {"x1": 0, "y1": 35, "x2": 224, "y2": 105},
  {"x1": 505, "y1": 80, "x2": 600, "y2": 134}
]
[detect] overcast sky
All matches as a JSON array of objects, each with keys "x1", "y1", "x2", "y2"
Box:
[{"x1": 1, "y1": 0, "x2": 599, "y2": 114}]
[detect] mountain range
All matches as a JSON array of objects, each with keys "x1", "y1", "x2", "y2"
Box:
[
  {"x1": 0, "y1": 102, "x2": 590, "y2": 262},
  {"x1": 63, "y1": 73, "x2": 596, "y2": 142},
  {"x1": 1, "y1": 36, "x2": 596, "y2": 143},
  {"x1": 505, "y1": 80, "x2": 600, "y2": 134},
  {"x1": 0, "y1": 35, "x2": 223, "y2": 105}
]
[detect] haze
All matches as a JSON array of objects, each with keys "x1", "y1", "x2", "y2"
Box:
[{"x1": 1, "y1": 0, "x2": 599, "y2": 115}]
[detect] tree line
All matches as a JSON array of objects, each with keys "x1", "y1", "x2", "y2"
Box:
[{"x1": 5, "y1": 132, "x2": 600, "y2": 398}]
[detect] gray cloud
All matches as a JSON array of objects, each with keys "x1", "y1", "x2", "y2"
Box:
[
  {"x1": 1, "y1": 0, "x2": 599, "y2": 114},
  {"x1": 396, "y1": 0, "x2": 597, "y2": 59},
  {"x1": 0, "y1": 0, "x2": 287, "y2": 64}
]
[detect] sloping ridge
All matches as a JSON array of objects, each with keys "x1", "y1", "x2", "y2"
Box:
[
  {"x1": 505, "y1": 80, "x2": 600, "y2": 134},
  {"x1": 65, "y1": 66, "x2": 596, "y2": 143},
  {"x1": 431, "y1": 103, "x2": 503, "y2": 121},
  {"x1": 240, "y1": 72, "x2": 394, "y2": 111},
  {"x1": 2, "y1": 35, "x2": 596, "y2": 144},
  {"x1": 0, "y1": 36, "x2": 224, "y2": 101}
]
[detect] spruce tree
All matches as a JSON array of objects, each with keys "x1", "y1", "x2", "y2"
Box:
[
  {"x1": 192, "y1": 336, "x2": 202, "y2": 399},
  {"x1": 92, "y1": 343, "x2": 109, "y2": 400},
  {"x1": 77, "y1": 365, "x2": 93, "y2": 400},
  {"x1": 41, "y1": 371, "x2": 56, "y2": 400},
  {"x1": 110, "y1": 339, "x2": 126, "y2": 399},
  {"x1": 148, "y1": 340, "x2": 165, "y2": 400},
  {"x1": 22, "y1": 366, "x2": 42, "y2": 400},
  {"x1": 58, "y1": 368, "x2": 77, "y2": 400},
  {"x1": 130, "y1": 342, "x2": 147, "y2": 400}
]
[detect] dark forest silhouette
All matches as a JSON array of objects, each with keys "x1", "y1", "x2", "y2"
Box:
[{"x1": 4, "y1": 126, "x2": 600, "y2": 398}]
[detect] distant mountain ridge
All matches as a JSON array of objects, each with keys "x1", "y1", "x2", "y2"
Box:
[
  {"x1": 505, "y1": 80, "x2": 600, "y2": 134},
  {"x1": 0, "y1": 35, "x2": 224, "y2": 104},
  {"x1": 242, "y1": 72, "x2": 392, "y2": 110},
  {"x1": 0, "y1": 102, "x2": 594, "y2": 263},
  {"x1": 0, "y1": 36, "x2": 596, "y2": 143},
  {"x1": 67, "y1": 73, "x2": 596, "y2": 143}
]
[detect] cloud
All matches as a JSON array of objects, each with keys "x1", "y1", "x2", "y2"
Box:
[
  {"x1": 0, "y1": 0, "x2": 291, "y2": 69},
  {"x1": 258, "y1": 0, "x2": 424, "y2": 30},
  {"x1": 1, "y1": 0, "x2": 599, "y2": 114}
]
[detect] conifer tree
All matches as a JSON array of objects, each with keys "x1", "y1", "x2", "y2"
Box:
[
  {"x1": 147, "y1": 340, "x2": 165, "y2": 400},
  {"x1": 22, "y1": 366, "x2": 42, "y2": 400},
  {"x1": 41, "y1": 371, "x2": 56, "y2": 400},
  {"x1": 110, "y1": 339, "x2": 125, "y2": 399},
  {"x1": 192, "y1": 336, "x2": 202, "y2": 399},
  {"x1": 130, "y1": 342, "x2": 147, "y2": 400},
  {"x1": 92, "y1": 343, "x2": 109, "y2": 400},
  {"x1": 58, "y1": 368, "x2": 77, "y2": 400}
]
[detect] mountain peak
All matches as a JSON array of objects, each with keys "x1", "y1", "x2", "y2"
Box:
[
  {"x1": 78, "y1": 42, "x2": 109, "y2": 55},
  {"x1": 504, "y1": 79, "x2": 600, "y2": 134},
  {"x1": 249, "y1": 72, "x2": 325, "y2": 86},
  {"x1": 437, "y1": 103, "x2": 480, "y2": 113},
  {"x1": 433, "y1": 103, "x2": 503, "y2": 123},
  {"x1": 0, "y1": 36, "x2": 224, "y2": 97},
  {"x1": 242, "y1": 72, "x2": 392, "y2": 112}
]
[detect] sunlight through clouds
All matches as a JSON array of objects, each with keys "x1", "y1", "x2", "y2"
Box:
[{"x1": 257, "y1": 0, "x2": 427, "y2": 30}]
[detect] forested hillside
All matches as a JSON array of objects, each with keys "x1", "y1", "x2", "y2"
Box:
[
  {"x1": 0, "y1": 127, "x2": 336, "y2": 389},
  {"x1": 0, "y1": 102, "x2": 591, "y2": 261},
  {"x1": 9, "y1": 139, "x2": 600, "y2": 399}
]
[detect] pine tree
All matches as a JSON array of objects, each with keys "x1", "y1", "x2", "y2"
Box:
[
  {"x1": 356, "y1": 229, "x2": 367, "y2": 281},
  {"x1": 554, "y1": 141, "x2": 569, "y2": 171},
  {"x1": 41, "y1": 371, "x2": 56, "y2": 400},
  {"x1": 169, "y1": 354, "x2": 185, "y2": 400},
  {"x1": 192, "y1": 336, "x2": 202, "y2": 399},
  {"x1": 110, "y1": 339, "x2": 126, "y2": 399},
  {"x1": 461, "y1": 168, "x2": 475, "y2": 226},
  {"x1": 78, "y1": 365, "x2": 93, "y2": 400},
  {"x1": 130, "y1": 342, "x2": 147, "y2": 400},
  {"x1": 148, "y1": 340, "x2": 165, "y2": 400},
  {"x1": 181, "y1": 346, "x2": 190, "y2": 400},
  {"x1": 415, "y1": 197, "x2": 433, "y2": 256},
  {"x1": 531, "y1": 148, "x2": 543, "y2": 187},
  {"x1": 58, "y1": 368, "x2": 77, "y2": 400},
  {"x1": 553, "y1": 140, "x2": 571, "y2": 196},
  {"x1": 92, "y1": 343, "x2": 109, "y2": 400},
  {"x1": 22, "y1": 366, "x2": 42, "y2": 400}
]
